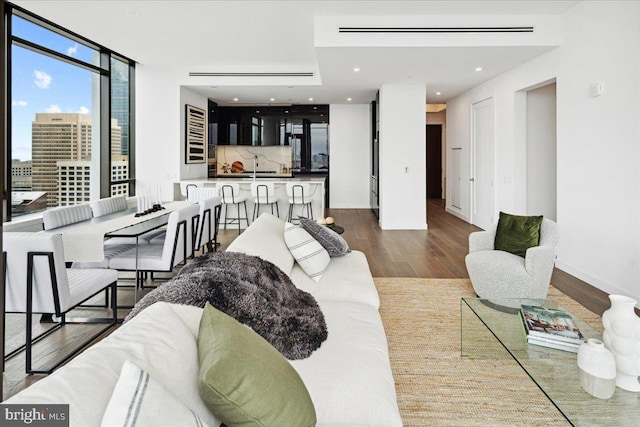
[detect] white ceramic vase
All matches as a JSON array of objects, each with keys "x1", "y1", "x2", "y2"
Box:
[
  {"x1": 602, "y1": 294, "x2": 640, "y2": 392},
  {"x1": 577, "y1": 338, "x2": 616, "y2": 399}
]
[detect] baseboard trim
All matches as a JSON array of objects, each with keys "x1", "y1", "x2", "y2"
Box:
[
  {"x1": 555, "y1": 260, "x2": 640, "y2": 308},
  {"x1": 444, "y1": 206, "x2": 470, "y2": 223}
]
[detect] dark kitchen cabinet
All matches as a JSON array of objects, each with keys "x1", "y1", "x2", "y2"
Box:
[{"x1": 214, "y1": 104, "x2": 329, "y2": 173}]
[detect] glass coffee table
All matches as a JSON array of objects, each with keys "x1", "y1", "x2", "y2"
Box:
[{"x1": 461, "y1": 298, "x2": 640, "y2": 426}]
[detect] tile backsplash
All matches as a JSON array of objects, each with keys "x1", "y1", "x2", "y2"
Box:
[{"x1": 216, "y1": 146, "x2": 292, "y2": 174}]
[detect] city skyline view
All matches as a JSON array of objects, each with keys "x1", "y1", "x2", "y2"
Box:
[{"x1": 11, "y1": 14, "x2": 95, "y2": 161}]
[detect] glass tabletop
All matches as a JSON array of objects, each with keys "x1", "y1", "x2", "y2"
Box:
[{"x1": 461, "y1": 298, "x2": 640, "y2": 427}]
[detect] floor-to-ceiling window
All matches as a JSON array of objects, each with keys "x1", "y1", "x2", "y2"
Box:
[{"x1": 3, "y1": 3, "x2": 135, "y2": 220}]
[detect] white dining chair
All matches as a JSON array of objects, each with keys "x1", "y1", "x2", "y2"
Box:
[
  {"x1": 251, "y1": 181, "x2": 279, "y2": 221},
  {"x1": 3, "y1": 232, "x2": 118, "y2": 374},
  {"x1": 286, "y1": 182, "x2": 313, "y2": 223},
  {"x1": 108, "y1": 204, "x2": 200, "y2": 288},
  {"x1": 187, "y1": 186, "x2": 219, "y2": 203},
  {"x1": 194, "y1": 196, "x2": 222, "y2": 253},
  {"x1": 42, "y1": 203, "x2": 93, "y2": 230},
  {"x1": 90, "y1": 195, "x2": 128, "y2": 217}
]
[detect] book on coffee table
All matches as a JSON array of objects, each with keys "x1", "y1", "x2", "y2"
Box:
[{"x1": 519, "y1": 305, "x2": 586, "y2": 352}]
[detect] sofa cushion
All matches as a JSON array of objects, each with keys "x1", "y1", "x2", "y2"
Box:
[
  {"x1": 284, "y1": 222, "x2": 330, "y2": 282},
  {"x1": 226, "y1": 213, "x2": 294, "y2": 275},
  {"x1": 494, "y1": 211, "x2": 543, "y2": 257},
  {"x1": 299, "y1": 217, "x2": 351, "y2": 257},
  {"x1": 101, "y1": 360, "x2": 211, "y2": 427},
  {"x1": 289, "y1": 250, "x2": 380, "y2": 309},
  {"x1": 4, "y1": 303, "x2": 222, "y2": 427},
  {"x1": 197, "y1": 303, "x2": 316, "y2": 427},
  {"x1": 289, "y1": 300, "x2": 402, "y2": 427}
]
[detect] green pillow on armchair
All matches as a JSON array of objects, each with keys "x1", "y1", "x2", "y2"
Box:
[{"x1": 494, "y1": 211, "x2": 543, "y2": 257}]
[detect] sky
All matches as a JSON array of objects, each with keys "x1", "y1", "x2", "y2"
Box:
[{"x1": 10, "y1": 15, "x2": 96, "y2": 162}]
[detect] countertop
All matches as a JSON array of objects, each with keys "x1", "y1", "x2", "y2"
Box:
[{"x1": 180, "y1": 176, "x2": 326, "y2": 184}]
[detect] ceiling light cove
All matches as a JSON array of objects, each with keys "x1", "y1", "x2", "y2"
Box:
[
  {"x1": 338, "y1": 26, "x2": 534, "y2": 34},
  {"x1": 189, "y1": 72, "x2": 314, "y2": 77}
]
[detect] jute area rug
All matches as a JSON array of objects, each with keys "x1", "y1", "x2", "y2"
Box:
[{"x1": 374, "y1": 278, "x2": 604, "y2": 427}]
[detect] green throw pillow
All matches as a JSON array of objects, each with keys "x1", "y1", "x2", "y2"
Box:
[
  {"x1": 197, "y1": 303, "x2": 316, "y2": 427},
  {"x1": 494, "y1": 212, "x2": 543, "y2": 257}
]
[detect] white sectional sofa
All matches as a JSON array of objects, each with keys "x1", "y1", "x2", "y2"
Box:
[{"x1": 6, "y1": 214, "x2": 402, "y2": 427}]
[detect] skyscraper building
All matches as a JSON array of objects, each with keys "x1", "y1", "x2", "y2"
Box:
[
  {"x1": 111, "y1": 61, "x2": 130, "y2": 156},
  {"x1": 11, "y1": 159, "x2": 32, "y2": 191},
  {"x1": 31, "y1": 113, "x2": 122, "y2": 207},
  {"x1": 32, "y1": 113, "x2": 92, "y2": 207}
]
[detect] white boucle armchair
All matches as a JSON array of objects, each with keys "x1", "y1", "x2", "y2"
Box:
[{"x1": 465, "y1": 219, "x2": 558, "y2": 300}]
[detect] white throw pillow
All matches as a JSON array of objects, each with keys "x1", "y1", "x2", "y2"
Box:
[
  {"x1": 101, "y1": 360, "x2": 211, "y2": 427},
  {"x1": 284, "y1": 222, "x2": 330, "y2": 283}
]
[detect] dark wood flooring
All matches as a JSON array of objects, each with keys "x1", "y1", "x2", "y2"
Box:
[{"x1": 2, "y1": 198, "x2": 614, "y2": 400}]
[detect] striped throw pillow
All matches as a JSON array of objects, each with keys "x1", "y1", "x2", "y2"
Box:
[
  {"x1": 101, "y1": 360, "x2": 211, "y2": 427},
  {"x1": 284, "y1": 222, "x2": 330, "y2": 282}
]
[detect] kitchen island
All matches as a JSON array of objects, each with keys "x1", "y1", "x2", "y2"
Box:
[{"x1": 175, "y1": 176, "x2": 325, "y2": 229}]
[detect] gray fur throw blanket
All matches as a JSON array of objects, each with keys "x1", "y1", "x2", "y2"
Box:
[{"x1": 124, "y1": 251, "x2": 328, "y2": 359}]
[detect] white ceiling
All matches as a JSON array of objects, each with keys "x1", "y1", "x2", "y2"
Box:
[{"x1": 14, "y1": 0, "x2": 580, "y2": 106}]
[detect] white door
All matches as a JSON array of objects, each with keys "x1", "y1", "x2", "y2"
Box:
[
  {"x1": 471, "y1": 98, "x2": 495, "y2": 229},
  {"x1": 450, "y1": 148, "x2": 462, "y2": 209}
]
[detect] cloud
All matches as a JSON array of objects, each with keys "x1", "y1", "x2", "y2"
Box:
[
  {"x1": 67, "y1": 43, "x2": 79, "y2": 57},
  {"x1": 78, "y1": 106, "x2": 89, "y2": 114},
  {"x1": 34, "y1": 70, "x2": 52, "y2": 89},
  {"x1": 46, "y1": 104, "x2": 62, "y2": 113},
  {"x1": 12, "y1": 100, "x2": 28, "y2": 107}
]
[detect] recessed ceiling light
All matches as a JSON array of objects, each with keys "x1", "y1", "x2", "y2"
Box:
[
  {"x1": 475, "y1": 67, "x2": 483, "y2": 72},
  {"x1": 313, "y1": 106, "x2": 317, "y2": 110},
  {"x1": 285, "y1": 110, "x2": 289, "y2": 113},
  {"x1": 270, "y1": 98, "x2": 275, "y2": 102},
  {"x1": 308, "y1": 97, "x2": 313, "y2": 101},
  {"x1": 436, "y1": 92, "x2": 441, "y2": 95},
  {"x1": 256, "y1": 110, "x2": 260, "y2": 113},
  {"x1": 353, "y1": 67, "x2": 360, "y2": 72},
  {"x1": 233, "y1": 98, "x2": 238, "y2": 102},
  {"x1": 347, "y1": 97, "x2": 352, "y2": 102}
]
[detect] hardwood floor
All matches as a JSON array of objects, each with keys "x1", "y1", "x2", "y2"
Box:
[
  {"x1": 324, "y1": 198, "x2": 613, "y2": 317},
  {"x1": 2, "y1": 198, "x2": 616, "y2": 399}
]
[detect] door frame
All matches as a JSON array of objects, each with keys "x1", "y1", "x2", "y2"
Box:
[{"x1": 470, "y1": 97, "x2": 496, "y2": 229}]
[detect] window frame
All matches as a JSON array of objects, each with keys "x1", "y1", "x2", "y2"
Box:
[{"x1": 2, "y1": 2, "x2": 136, "y2": 221}]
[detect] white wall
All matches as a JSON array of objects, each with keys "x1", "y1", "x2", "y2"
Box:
[
  {"x1": 446, "y1": 1, "x2": 640, "y2": 301},
  {"x1": 179, "y1": 87, "x2": 209, "y2": 180},
  {"x1": 378, "y1": 84, "x2": 427, "y2": 229},
  {"x1": 135, "y1": 65, "x2": 182, "y2": 202},
  {"x1": 526, "y1": 83, "x2": 557, "y2": 220},
  {"x1": 329, "y1": 104, "x2": 371, "y2": 208}
]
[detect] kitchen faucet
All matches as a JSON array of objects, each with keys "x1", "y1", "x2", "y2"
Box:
[{"x1": 253, "y1": 155, "x2": 258, "y2": 182}]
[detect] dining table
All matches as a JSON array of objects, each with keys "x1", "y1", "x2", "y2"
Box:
[
  {"x1": 42, "y1": 200, "x2": 192, "y2": 304},
  {"x1": 42, "y1": 201, "x2": 191, "y2": 263}
]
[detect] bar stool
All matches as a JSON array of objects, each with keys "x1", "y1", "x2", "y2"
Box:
[
  {"x1": 286, "y1": 182, "x2": 313, "y2": 223},
  {"x1": 251, "y1": 182, "x2": 279, "y2": 220},
  {"x1": 219, "y1": 183, "x2": 250, "y2": 234}
]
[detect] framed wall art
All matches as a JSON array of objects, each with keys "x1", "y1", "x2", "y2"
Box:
[{"x1": 185, "y1": 104, "x2": 206, "y2": 164}]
